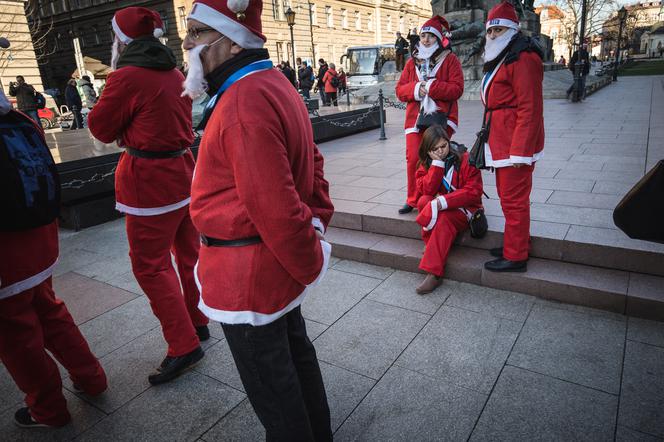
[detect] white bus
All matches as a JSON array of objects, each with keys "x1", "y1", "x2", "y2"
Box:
[{"x1": 340, "y1": 44, "x2": 399, "y2": 91}]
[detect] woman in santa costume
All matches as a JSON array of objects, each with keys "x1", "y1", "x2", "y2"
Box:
[
  {"x1": 479, "y1": 1, "x2": 544, "y2": 272},
  {"x1": 0, "y1": 94, "x2": 107, "y2": 428},
  {"x1": 88, "y1": 6, "x2": 208, "y2": 385},
  {"x1": 395, "y1": 15, "x2": 464, "y2": 215},
  {"x1": 414, "y1": 125, "x2": 483, "y2": 293},
  {"x1": 183, "y1": 0, "x2": 335, "y2": 439}
]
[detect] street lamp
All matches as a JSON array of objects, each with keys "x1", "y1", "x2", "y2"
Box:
[
  {"x1": 571, "y1": 0, "x2": 587, "y2": 102},
  {"x1": 286, "y1": 7, "x2": 296, "y2": 68},
  {"x1": 612, "y1": 6, "x2": 628, "y2": 81}
]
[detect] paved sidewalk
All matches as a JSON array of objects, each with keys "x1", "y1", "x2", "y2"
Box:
[
  {"x1": 319, "y1": 76, "x2": 664, "y2": 259},
  {"x1": 1, "y1": 219, "x2": 664, "y2": 441}
]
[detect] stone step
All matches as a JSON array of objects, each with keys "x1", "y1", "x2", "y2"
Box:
[
  {"x1": 329, "y1": 204, "x2": 664, "y2": 277},
  {"x1": 326, "y1": 227, "x2": 664, "y2": 322}
]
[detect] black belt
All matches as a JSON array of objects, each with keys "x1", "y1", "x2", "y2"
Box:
[
  {"x1": 125, "y1": 147, "x2": 188, "y2": 159},
  {"x1": 201, "y1": 235, "x2": 262, "y2": 247}
]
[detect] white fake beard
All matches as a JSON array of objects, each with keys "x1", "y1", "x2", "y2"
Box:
[
  {"x1": 0, "y1": 89, "x2": 11, "y2": 115},
  {"x1": 483, "y1": 28, "x2": 518, "y2": 63},
  {"x1": 182, "y1": 44, "x2": 208, "y2": 99},
  {"x1": 111, "y1": 37, "x2": 121, "y2": 71},
  {"x1": 415, "y1": 42, "x2": 440, "y2": 60}
]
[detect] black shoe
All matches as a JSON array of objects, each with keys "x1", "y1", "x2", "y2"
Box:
[
  {"x1": 196, "y1": 325, "x2": 210, "y2": 342},
  {"x1": 484, "y1": 258, "x2": 528, "y2": 272},
  {"x1": 148, "y1": 347, "x2": 205, "y2": 385},
  {"x1": 489, "y1": 247, "x2": 503, "y2": 258},
  {"x1": 14, "y1": 408, "x2": 56, "y2": 429},
  {"x1": 398, "y1": 204, "x2": 414, "y2": 214}
]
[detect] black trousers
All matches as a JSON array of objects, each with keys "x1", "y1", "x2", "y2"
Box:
[
  {"x1": 222, "y1": 306, "x2": 332, "y2": 442},
  {"x1": 327, "y1": 92, "x2": 338, "y2": 107}
]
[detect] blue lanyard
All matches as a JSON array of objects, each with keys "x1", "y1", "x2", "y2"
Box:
[{"x1": 198, "y1": 59, "x2": 273, "y2": 130}]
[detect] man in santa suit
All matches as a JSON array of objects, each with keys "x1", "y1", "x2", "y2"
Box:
[
  {"x1": 88, "y1": 6, "x2": 208, "y2": 385},
  {"x1": 182, "y1": 0, "x2": 335, "y2": 440},
  {"x1": 479, "y1": 1, "x2": 545, "y2": 272},
  {"x1": 0, "y1": 92, "x2": 107, "y2": 428},
  {"x1": 395, "y1": 15, "x2": 464, "y2": 215}
]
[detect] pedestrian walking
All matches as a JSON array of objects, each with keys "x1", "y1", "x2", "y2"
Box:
[
  {"x1": 298, "y1": 60, "x2": 314, "y2": 99},
  {"x1": 323, "y1": 62, "x2": 339, "y2": 106},
  {"x1": 88, "y1": 6, "x2": 208, "y2": 385},
  {"x1": 338, "y1": 67, "x2": 347, "y2": 96},
  {"x1": 414, "y1": 125, "x2": 483, "y2": 293},
  {"x1": 315, "y1": 58, "x2": 329, "y2": 105},
  {"x1": 183, "y1": 0, "x2": 335, "y2": 439},
  {"x1": 0, "y1": 96, "x2": 107, "y2": 429},
  {"x1": 395, "y1": 15, "x2": 464, "y2": 215},
  {"x1": 8, "y1": 75, "x2": 41, "y2": 127},
  {"x1": 566, "y1": 43, "x2": 590, "y2": 100},
  {"x1": 478, "y1": 1, "x2": 544, "y2": 272},
  {"x1": 280, "y1": 60, "x2": 297, "y2": 88},
  {"x1": 395, "y1": 31, "x2": 409, "y2": 71},
  {"x1": 79, "y1": 75, "x2": 97, "y2": 109},
  {"x1": 65, "y1": 79, "x2": 84, "y2": 130}
]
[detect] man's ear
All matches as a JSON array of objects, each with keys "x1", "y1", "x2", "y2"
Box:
[{"x1": 230, "y1": 42, "x2": 244, "y2": 56}]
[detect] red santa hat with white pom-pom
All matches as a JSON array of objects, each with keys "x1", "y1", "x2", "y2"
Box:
[
  {"x1": 187, "y1": 0, "x2": 266, "y2": 49},
  {"x1": 112, "y1": 7, "x2": 165, "y2": 44},
  {"x1": 486, "y1": 1, "x2": 521, "y2": 30}
]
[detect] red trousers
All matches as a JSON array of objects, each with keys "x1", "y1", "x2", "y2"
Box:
[
  {"x1": 495, "y1": 165, "x2": 534, "y2": 261},
  {"x1": 406, "y1": 127, "x2": 455, "y2": 207},
  {"x1": 417, "y1": 195, "x2": 468, "y2": 277},
  {"x1": 125, "y1": 205, "x2": 208, "y2": 358},
  {"x1": 0, "y1": 279, "x2": 107, "y2": 426}
]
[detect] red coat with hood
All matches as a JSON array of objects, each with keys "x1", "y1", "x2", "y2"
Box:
[
  {"x1": 190, "y1": 67, "x2": 334, "y2": 326},
  {"x1": 323, "y1": 68, "x2": 338, "y2": 93},
  {"x1": 395, "y1": 53, "x2": 464, "y2": 135}
]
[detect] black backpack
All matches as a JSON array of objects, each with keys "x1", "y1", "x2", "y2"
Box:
[
  {"x1": 0, "y1": 110, "x2": 60, "y2": 231},
  {"x1": 330, "y1": 74, "x2": 340, "y2": 89}
]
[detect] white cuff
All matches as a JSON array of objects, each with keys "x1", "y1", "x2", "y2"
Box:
[
  {"x1": 424, "y1": 199, "x2": 439, "y2": 231},
  {"x1": 308, "y1": 240, "x2": 331, "y2": 288},
  {"x1": 437, "y1": 195, "x2": 448, "y2": 210},
  {"x1": 509, "y1": 155, "x2": 534, "y2": 166},
  {"x1": 431, "y1": 160, "x2": 445, "y2": 168},
  {"x1": 413, "y1": 82, "x2": 424, "y2": 101},
  {"x1": 311, "y1": 217, "x2": 325, "y2": 234},
  {"x1": 425, "y1": 79, "x2": 435, "y2": 94}
]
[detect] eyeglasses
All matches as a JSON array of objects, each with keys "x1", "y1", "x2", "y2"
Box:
[{"x1": 186, "y1": 26, "x2": 218, "y2": 41}]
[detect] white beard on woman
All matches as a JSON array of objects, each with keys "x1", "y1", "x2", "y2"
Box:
[
  {"x1": 182, "y1": 44, "x2": 208, "y2": 99},
  {"x1": 483, "y1": 28, "x2": 518, "y2": 63},
  {"x1": 110, "y1": 36, "x2": 121, "y2": 71},
  {"x1": 415, "y1": 41, "x2": 440, "y2": 61}
]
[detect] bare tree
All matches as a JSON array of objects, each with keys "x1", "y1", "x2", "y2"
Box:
[
  {"x1": 601, "y1": 8, "x2": 647, "y2": 56},
  {"x1": 551, "y1": 0, "x2": 618, "y2": 59},
  {"x1": 0, "y1": 0, "x2": 55, "y2": 76}
]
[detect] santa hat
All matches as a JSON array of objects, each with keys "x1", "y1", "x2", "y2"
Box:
[
  {"x1": 486, "y1": 1, "x2": 520, "y2": 30},
  {"x1": 188, "y1": 0, "x2": 266, "y2": 49},
  {"x1": 112, "y1": 7, "x2": 165, "y2": 44},
  {"x1": 420, "y1": 16, "x2": 451, "y2": 42}
]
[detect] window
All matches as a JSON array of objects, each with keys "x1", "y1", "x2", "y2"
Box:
[
  {"x1": 326, "y1": 6, "x2": 333, "y2": 28},
  {"x1": 355, "y1": 11, "x2": 361, "y2": 30},
  {"x1": 273, "y1": 0, "x2": 284, "y2": 20},
  {"x1": 399, "y1": 16, "x2": 404, "y2": 33},
  {"x1": 310, "y1": 3, "x2": 317, "y2": 26},
  {"x1": 541, "y1": 8, "x2": 548, "y2": 20},
  {"x1": 341, "y1": 9, "x2": 348, "y2": 28},
  {"x1": 179, "y1": 6, "x2": 187, "y2": 29},
  {"x1": 276, "y1": 41, "x2": 284, "y2": 61},
  {"x1": 367, "y1": 13, "x2": 374, "y2": 31},
  {"x1": 387, "y1": 15, "x2": 392, "y2": 33}
]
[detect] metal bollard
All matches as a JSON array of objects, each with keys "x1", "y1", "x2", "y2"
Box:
[
  {"x1": 378, "y1": 89, "x2": 387, "y2": 140},
  {"x1": 346, "y1": 88, "x2": 351, "y2": 108}
]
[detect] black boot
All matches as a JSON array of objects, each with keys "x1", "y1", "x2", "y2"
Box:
[
  {"x1": 489, "y1": 247, "x2": 503, "y2": 258},
  {"x1": 484, "y1": 257, "x2": 528, "y2": 272},
  {"x1": 398, "y1": 204, "x2": 414, "y2": 214},
  {"x1": 148, "y1": 346, "x2": 205, "y2": 385},
  {"x1": 196, "y1": 325, "x2": 210, "y2": 342}
]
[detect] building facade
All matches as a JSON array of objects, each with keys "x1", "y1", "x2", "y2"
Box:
[
  {"x1": 29, "y1": 0, "x2": 432, "y2": 92},
  {"x1": 601, "y1": 1, "x2": 664, "y2": 58},
  {"x1": 535, "y1": 5, "x2": 569, "y2": 61},
  {"x1": 0, "y1": 0, "x2": 43, "y2": 93}
]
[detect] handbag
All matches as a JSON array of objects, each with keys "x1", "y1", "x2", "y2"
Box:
[
  {"x1": 468, "y1": 208, "x2": 488, "y2": 238},
  {"x1": 613, "y1": 160, "x2": 664, "y2": 244},
  {"x1": 469, "y1": 105, "x2": 490, "y2": 170}
]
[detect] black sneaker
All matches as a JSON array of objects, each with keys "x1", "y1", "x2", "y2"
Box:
[
  {"x1": 398, "y1": 204, "x2": 414, "y2": 215},
  {"x1": 196, "y1": 325, "x2": 210, "y2": 342},
  {"x1": 148, "y1": 346, "x2": 205, "y2": 385},
  {"x1": 14, "y1": 408, "x2": 56, "y2": 429}
]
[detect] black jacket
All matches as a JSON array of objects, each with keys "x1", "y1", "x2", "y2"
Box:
[
  {"x1": 65, "y1": 85, "x2": 82, "y2": 109},
  {"x1": 8, "y1": 82, "x2": 37, "y2": 111},
  {"x1": 298, "y1": 65, "x2": 314, "y2": 90},
  {"x1": 317, "y1": 64, "x2": 328, "y2": 88},
  {"x1": 569, "y1": 49, "x2": 590, "y2": 76},
  {"x1": 407, "y1": 32, "x2": 420, "y2": 54},
  {"x1": 395, "y1": 36, "x2": 409, "y2": 54}
]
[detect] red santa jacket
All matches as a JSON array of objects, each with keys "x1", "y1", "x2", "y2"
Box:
[
  {"x1": 415, "y1": 152, "x2": 483, "y2": 231},
  {"x1": 481, "y1": 51, "x2": 544, "y2": 167},
  {"x1": 190, "y1": 68, "x2": 334, "y2": 326},
  {"x1": 395, "y1": 52, "x2": 464, "y2": 135},
  {"x1": 88, "y1": 67, "x2": 195, "y2": 215},
  {"x1": 322, "y1": 68, "x2": 338, "y2": 93},
  {"x1": 0, "y1": 222, "x2": 58, "y2": 300}
]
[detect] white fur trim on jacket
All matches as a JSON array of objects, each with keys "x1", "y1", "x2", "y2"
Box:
[
  {"x1": 484, "y1": 144, "x2": 544, "y2": 168},
  {"x1": 188, "y1": 3, "x2": 264, "y2": 49},
  {"x1": 311, "y1": 217, "x2": 325, "y2": 234},
  {"x1": 112, "y1": 17, "x2": 133, "y2": 44},
  {"x1": 431, "y1": 159, "x2": 445, "y2": 168},
  {"x1": 486, "y1": 18, "x2": 520, "y2": 30},
  {"x1": 195, "y1": 240, "x2": 331, "y2": 325},
  {"x1": 424, "y1": 199, "x2": 439, "y2": 231},
  {"x1": 115, "y1": 197, "x2": 191, "y2": 216},
  {"x1": 437, "y1": 194, "x2": 448, "y2": 210},
  {"x1": 413, "y1": 82, "x2": 424, "y2": 102},
  {"x1": 0, "y1": 259, "x2": 57, "y2": 300}
]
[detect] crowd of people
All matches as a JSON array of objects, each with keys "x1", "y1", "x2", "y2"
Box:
[
  {"x1": 1, "y1": 0, "x2": 544, "y2": 438},
  {"x1": 276, "y1": 56, "x2": 347, "y2": 106}
]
